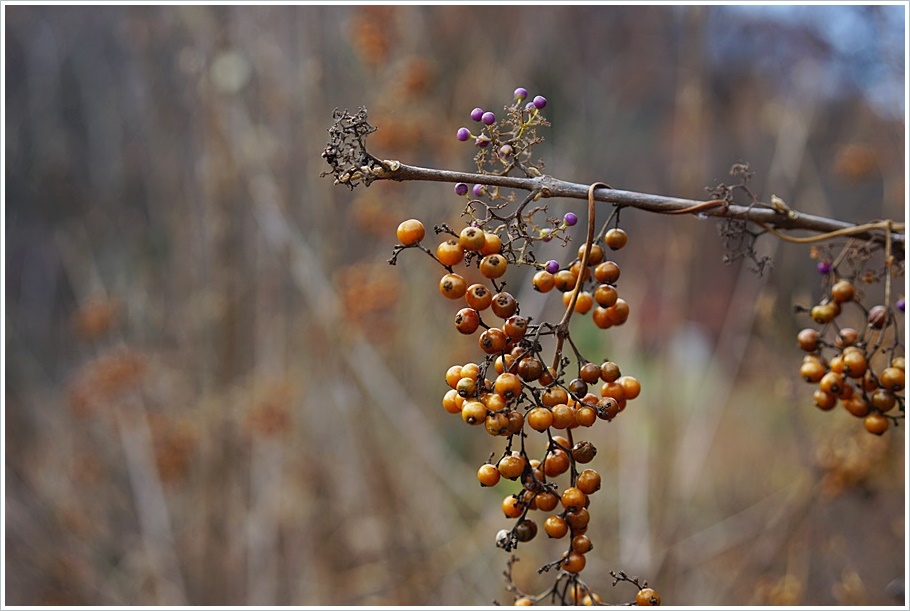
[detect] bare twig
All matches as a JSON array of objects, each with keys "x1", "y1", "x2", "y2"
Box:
[{"x1": 366, "y1": 162, "x2": 903, "y2": 249}]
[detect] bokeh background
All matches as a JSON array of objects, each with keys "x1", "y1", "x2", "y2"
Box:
[{"x1": 4, "y1": 4, "x2": 907, "y2": 606}]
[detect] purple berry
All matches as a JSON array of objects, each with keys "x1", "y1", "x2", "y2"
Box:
[
  {"x1": 472, "y1": 184, "x2": 484, "y2": 197},
  {"x1": 898, "y1": 299, "x2": 905, "y2": 313},
  {"x1": 470, "y1": 107, "x2": 484, "y2": 122},
  {"x1": 514, "y1": 87, "x2": 528, "y2": 100},
  {"x1": 454, "y1": 182, "x2": 469, "y2": 196},
  {"x1": 456, "y1": 127, "x2": 470, "y2": 141},
  {"x1": 545, "y1": 259, "x2": 559, "y2": 274},
  {"x1": 533, "y1": 95, "x2": 547, "y2": 109},
  {"x1": 564, "y1": 212, "x2": 578, "y2": 226},
  {"x1": 481, "y1": 111, "x2": 496, "y2": 125},
  {"x1": 525, "y1": 102, "x2": 536, "y2": 111},
  {"x1": 499, "y1": 144, "x2": 513, "y2": 157},
  {"x1": 475, "y1": 135, "x2": 491, "y2": 148},
  {"x1": 540, "y1": 229, "x2": 553, "y2": 243},
  {"x1": 817, "y1": 261, "x2": 832, "y2": 275}
]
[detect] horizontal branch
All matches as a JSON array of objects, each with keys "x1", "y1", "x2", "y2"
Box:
[{"x1": 369, "y1": 161, "x2": 904, "y2": 250}]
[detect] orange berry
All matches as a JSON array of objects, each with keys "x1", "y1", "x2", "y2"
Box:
[
  {"x1": 561, "y1": 550, "x2": 586, "y2": 573},
  {"x1": 439, "y1": 273, "x2": 467, "y2": 299},
  {"x1": 459, "y1": 226, "x2": 486, "y2": 251},
  {"x1": 477, "y1": 464, "x2": 501, "y2": 487},
  {"x1": 436, "y1": 239, "x2": 464, "y2": 266},
  {"x1": 561, "y1": 487, "x2": 587, "y2": 511},
  {"x1": 636, "y1": 588, "x2": 661, "y2": 606},
  {"x1": 396, "y1": 219, "x2": 425, "y2": 245},
  {"x1": 502, "y1": 495, "x2": 523, "y2": 518},
  {"x1": 480, "y1": 254, "x2": 508, "y2": 279},
  {"x1": 527, "y1": 407, "x2": 554, "y2": 432},
  {"x1": 576, "y1": 468, "x2": 602, "y2": 494},
  {"x1": 544, "y1": 515, "x2": 569, "y2": 538},
  {"x1": 465, "y1": 283, "x2": 493, "y2": 310},
  {"x1": 480, "y1": 232, "x2": 502, "y2": 255},
  {"x1": 594, "y1": 260, "x2": 621, "y2": 283},
  {"x1": 535, "y1": 491, "x2": 559, "y2": 512},
  {"x1": 461, "y1": 400, "x2": 487, "y2": 425},
  {"x1": 619, "y1": 375, "x2": 641, "y2": 400},
  {"x1": 498, "y1": 453, "x2": 527, "y2": 480},
  {"x1": 604, "y1": 227, "x2": 628, "y2": 250},
  {"x1": 532, "y1": 270, "x2": 555, "y2": 292},
  {"x1": 831, "y1": 279, "x2": 855, "y2": 303},
  {"x1": 880, "y1": 367, "x2": 905, "y2": 392},
  {"x1": 494, "y1": 372, "x2": 522, "y2": 400},
  {"x1": 864, "y1": 412, "x2": 890, "y2": 435},
  {"x1": 594, "y1": 284, "x2": 618, "y2": 308}
]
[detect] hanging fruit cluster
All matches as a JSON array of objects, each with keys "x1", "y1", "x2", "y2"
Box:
[
  {"x1": 389, "y1": 88, "x2": 659, "y2": 606},
  {"x1": 797, "y1": 242, "x2": 905, "y2": 434}
]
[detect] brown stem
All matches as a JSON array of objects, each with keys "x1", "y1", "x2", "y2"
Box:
[{"x1": 370, "y1": 161, "x2": 904, "y2": 249}]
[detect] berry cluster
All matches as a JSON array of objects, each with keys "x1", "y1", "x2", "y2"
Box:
[
  {"x1": 797, "y1": 244, "x2": 905, "y2": 435},
  {"x1": 390, "y1": 88, "x2": 657, "y2": 606}
]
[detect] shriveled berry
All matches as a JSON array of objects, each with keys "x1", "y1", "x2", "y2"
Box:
[
  {"x1": 572, "y1": 441, "x2": 597, "y2": 464},
  {"x1": 485, "y1": 411, "x2": 510, "y2": 436},
  {"x1": 396, "y1": 219, "x2": 425, "y2": 245}
]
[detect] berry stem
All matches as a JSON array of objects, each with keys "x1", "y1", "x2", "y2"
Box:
[{"x1": 551, "y1": 183, "x2": 604, "y2": 370}]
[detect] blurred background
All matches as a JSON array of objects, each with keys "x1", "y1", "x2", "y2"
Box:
[{"x1": 4, "y1": 4, "x2": 906, "y2": 606}]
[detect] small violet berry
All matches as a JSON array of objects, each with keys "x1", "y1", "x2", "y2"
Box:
[
  {"x1": 898, "y1": 298, "x2": 905, "y2": 313},
  {"x1": 545, "y1": 259, "x2": 560, "y2": 274},
  {"x1": 454, "y1": 182, "x2": 469, "y2": 196},
  {"x1": 563, "y1": 212, "x2": 578, "y2": 226},
  {"x1": 525, "y1": 102, "x2": 536, "y2": 111},
  {"x1": 817, "y1": 261, "x2": 832, "y2": 275},
  {"x1": 456, "y1": 127, "x2": 470, "y2": 142},
  {"x1": 514, "y1": 87, "x2": 528, "y2": 101},
  {"x1": 470, "y1": 107, "x2": 484, "y2": 122},
  {"x1": 472, "y1": 184, "x2": 485, "y2": 197},
  {"x1": 533, "y1": 95, "x2": 547, "y2": 109},
  {"x1": 481, "y1": 111, "x2": 496, "y2": 125},
  {"x1": 475, "y1": 135, "x2": 491, "y2": 148}
]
